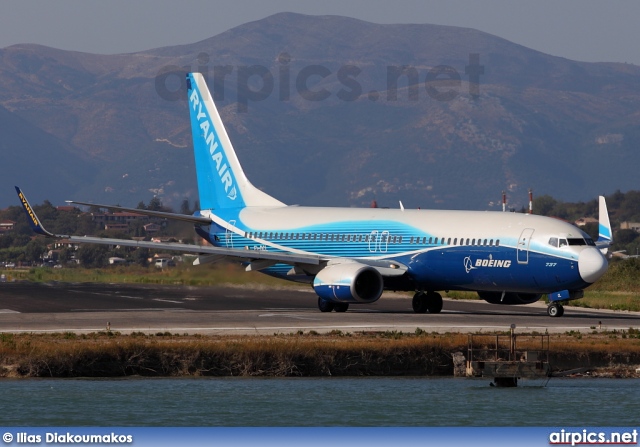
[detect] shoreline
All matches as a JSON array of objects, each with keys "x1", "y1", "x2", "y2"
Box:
[{"x1": 1, "y1": 331, "x2": 639, "y2": 379}]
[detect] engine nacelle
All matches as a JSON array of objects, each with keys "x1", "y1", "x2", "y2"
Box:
[
  {"x1": 477, "y1": 291, "x2": 542, "y2": 305},
  {"x1": 313, "y1": 263, "x2": 384, "y2": 304}
]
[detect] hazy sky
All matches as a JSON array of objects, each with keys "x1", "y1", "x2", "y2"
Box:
[{"x1": 0, "y1": 0, "x2": 639, "y2": 65}]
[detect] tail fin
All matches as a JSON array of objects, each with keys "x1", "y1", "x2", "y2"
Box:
[
  {"x1": 596, "y1": 195, "x2": 612, "y2": 254},
  {"x1": 186, "y1": 72, "x2": 284, "y2": 210}
]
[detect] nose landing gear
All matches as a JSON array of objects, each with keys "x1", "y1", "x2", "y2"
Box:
[{"x1": 547, "y1": 302, "x2": 564, "y2": 317}]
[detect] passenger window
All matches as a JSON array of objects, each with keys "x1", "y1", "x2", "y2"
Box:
[
  {"x1": 472, "y1": 238, "x2": 475, "y2": 245},
  {"x1": 496, "y1": 240, "x2": 500, "y2": 246},
  {"x1": 489, "y1": 239, "x2": 493, "y2": 246},
  {"x1": 453, "y1": 238, "x2": 457, "y2": 245}
]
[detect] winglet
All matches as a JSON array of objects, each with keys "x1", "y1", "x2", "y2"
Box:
[
  {"x1": 596, "y1": 195, "x2": 612, "y2": 254},
  {"x1": 15, "y1": 187, "x2": 56, "y2": 237}
]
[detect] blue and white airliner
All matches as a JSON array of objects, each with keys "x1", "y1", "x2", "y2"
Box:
[{"x1": 17, "y1": 72, "x2": 613, "y2": 317}]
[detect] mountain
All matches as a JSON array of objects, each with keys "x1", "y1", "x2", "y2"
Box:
[{"x1": 1, "y1": 12, "x2": 639, "y2": 210}]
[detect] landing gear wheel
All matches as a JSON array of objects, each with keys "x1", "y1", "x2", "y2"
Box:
[
  {"x1": 318, "y1": 297, "x2": 335, "y2": 313},
  {"x1": 412, "y1": 292, "x2": 428, "y2": 313},
  {"x1": 426, "y1": 291, "x2": 443, "y2": 314},
  {"x1": 547, "y1": 303, "x2": 564, "y2": 317},
  {"x1": 334, "y1": 303, "x2": 349, "y2": 312}
]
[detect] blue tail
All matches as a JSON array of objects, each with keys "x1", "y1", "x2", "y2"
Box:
[{"x1": 187, "y1": 72, "x2": 284, "y2": 211}]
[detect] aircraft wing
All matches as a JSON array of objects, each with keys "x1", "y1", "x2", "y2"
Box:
[
  {"x1": 16, "y1": 187, "x2": 320, "y2": 266},
  {"x1": 65, "y1": 200, "x2": 212, "y2": 225},
  {"x1": 16, "y1": 187, "x2": 411, "y2": 275},
  {"x1": 59, "y1": 235, "x2": 321, "y2": 265}
]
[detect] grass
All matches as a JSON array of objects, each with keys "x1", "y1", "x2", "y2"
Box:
[
  {"x1": 1, "y1": 262, "x2": 295, "y2": 288},
  {"x1": 573, "y1": 291, "x2": 640, "y2": 312}
]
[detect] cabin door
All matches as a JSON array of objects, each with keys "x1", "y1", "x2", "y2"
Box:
[{"x1": 517, "y1": 228, "x2": 535, "y2": 264}]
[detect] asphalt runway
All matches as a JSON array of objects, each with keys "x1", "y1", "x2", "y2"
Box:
[{"x1": 1, "y1": 282, "x2": 639, "y2": 335}]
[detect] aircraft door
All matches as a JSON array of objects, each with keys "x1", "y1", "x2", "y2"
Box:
[
  {"x1": 225, "y1": 220, "x2": 236, "y2": 248},
  {"x1": 517, "y1": 228, "x2": 534, "y2": 264}
]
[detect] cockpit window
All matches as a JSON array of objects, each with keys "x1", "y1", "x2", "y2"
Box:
[
  {"x1": 585, "y1": 238, "x2": 596, "y2": 246},
  {"x1": 559, "y1": 238, "x2": 568, "y2": 247},
  {"x1": 548, "y1": 237, "x2": 558, "y2": 247},
  {"x1": 567, "y1": 238, "x2": 588, "y2": 246}
]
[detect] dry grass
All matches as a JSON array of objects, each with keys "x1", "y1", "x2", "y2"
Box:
[{"x1": 1, "y1": 330, "x2": 639, "y2": 378}]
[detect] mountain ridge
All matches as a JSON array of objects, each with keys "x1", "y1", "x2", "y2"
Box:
[{"x1": 1, "y1": 12, "x2": 639, "y2": 210}]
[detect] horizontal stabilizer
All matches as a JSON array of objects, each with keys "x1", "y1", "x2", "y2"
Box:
[{"x1": 66, "y1": 200, "x2": 212, "y2": 225}]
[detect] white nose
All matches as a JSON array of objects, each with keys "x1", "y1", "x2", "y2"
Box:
[{"x1": 578, "y1": 247, "x2": 608, "y2": 283}]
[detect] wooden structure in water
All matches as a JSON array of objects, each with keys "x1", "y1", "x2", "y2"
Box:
[{"x1": 466, "y1": 327, "x2": 551, "y2": 387}]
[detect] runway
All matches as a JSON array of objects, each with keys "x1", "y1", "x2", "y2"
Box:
[{"x1": 1, "y1": 282, "x2": 639, "y2": 335}]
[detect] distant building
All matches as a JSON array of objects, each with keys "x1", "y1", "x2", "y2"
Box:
[
  {"x1": 575, "y1": 217, "x2": 598, "y2": 227},
  {"x1": 0, "y1": 220, "x2": 15, "y2": 233},
  {"x1": 151, "y1": 236, "x2": 177, "y2": 243},
  {"x1": 104, "y1": 223, "x2": 129, "y2": 232},
  {"x1": 620, "y1": 221, "x2": 640, "y2": 232},
  {"x1": 92, "y1": 212, "x2": 149, "y2": 226},
  {"x1": 52, "y1": 239, "x2": 80, "y2": 250},
  {"x1": 144, "y1": 223, "x2": 161, "y2": 234}
]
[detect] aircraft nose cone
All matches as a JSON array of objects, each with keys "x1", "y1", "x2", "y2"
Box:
[{"x1": 578, "y1": 247, "x2": 608, "y2": 283}]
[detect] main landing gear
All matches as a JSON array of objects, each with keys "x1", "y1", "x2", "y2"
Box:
[
  {"x1": 318, "y1": 297, "x2": 349, "y2": 313},
  {"x1": 547, "y1": 302, "x2": 565, "y2": 317},
  {"x1": 412, "y1": 291, "x2": 443, "y2": 314}
]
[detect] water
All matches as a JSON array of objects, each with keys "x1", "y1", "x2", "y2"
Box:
[{"x1": 1, "y1": 377, "x2": 638, "y2": 426}]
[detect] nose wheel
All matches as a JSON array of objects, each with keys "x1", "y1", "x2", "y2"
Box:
[{"x1": 547, "y1": 302, "x2": 565, "y2": 317}]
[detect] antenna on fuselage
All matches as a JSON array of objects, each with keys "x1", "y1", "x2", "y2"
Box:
[
  {"x1": 502, "y1": 190, "x2": 506, "y2": 212},
  {"x1": 528, "y1": 188, "x2": 533, "y2": 214}
]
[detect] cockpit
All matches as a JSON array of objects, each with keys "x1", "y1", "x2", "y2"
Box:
[{"x1": 548, "y1": 236, "x2": 596, "y2": 248}]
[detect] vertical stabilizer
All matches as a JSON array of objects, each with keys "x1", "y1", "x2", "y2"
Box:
[
  {"x1": 596, "y1": 195, "x2": 612, "y2": 254},
  {"x1": 186, "y1": 72, "x2": 284, "y2": 210}
]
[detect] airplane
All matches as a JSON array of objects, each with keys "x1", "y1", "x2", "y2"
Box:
[{"x1": 16, "y1": 72, "x2": 613, "y2": 318}]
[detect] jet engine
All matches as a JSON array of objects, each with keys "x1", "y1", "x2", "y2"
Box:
[
  {"x1": 477, "y1": 291, "x2": 542, "y2": 305},
  {"x1": 313, "y1": 263, "x2": 384, "y2": 303}
]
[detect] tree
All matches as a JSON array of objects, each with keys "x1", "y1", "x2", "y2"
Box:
[
  {"x1": 180, "y1": 198, "x2": 192, "y2": 215},
  {"x1": 148, "y1": 197, "x2": 163, "y2": 211},
  {"x1": 24, "y1": 238, "x2": 47, "y2": 264},
  {"x1": 533, "y1": 195, "x2": 558, "y2": 217},
  {"x1": 77, "y1": 245, "x2": 108, "y2": 268}
]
